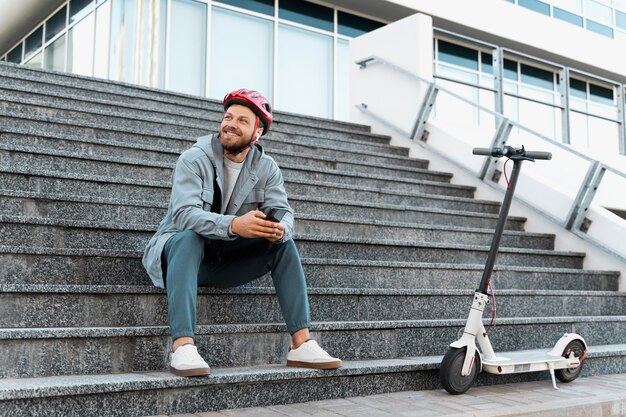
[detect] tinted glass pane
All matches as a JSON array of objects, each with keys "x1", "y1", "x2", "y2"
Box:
[
  {"x1": 584, "y1": 0, "x2": 612, "y2": 25},
  {"x1": 7, "y1": 45, "x2": 22, "y2": 63},
  {"x1": 520, "y1": 63, "x2": 554, "y2": 90},
  {"x1": 519, "y1": 0, "x2": 550, "y2": 15},
  {"x1": 70, "y1": 0, "x2": 94, "y2": 24},
  {"x1": 586, "y1": 19, "x2": 614, "y2": 37},
  {"x1": 46, "y1": 6, "x2": 67, "y2": 42},
  {"x1": 437, "y1": 40, "x2": 478, "y2": 70},
  {"x1": 68, "y1": 12, "x2": 95, "y2": 76},
  {"x1": 216, "y1": 0, "x2": 274, "y2": 16},
  {"x1": 338, "y1": 11, "x2": 384, "y2": 37},
  {"x1": 279, "y1": 0, "x2": 333, "y2": 32},
  {"x1": 24, "y1": 26, "x2": 43, "y2": 58},
  {"x1": 554, "y1": 7, "x2": 583, "y2": 26},
  {"x1": 504, "y1": 59, "x2": 517, "y2": 80},
  {"x1": 45, "y1": 34, "x2": 66, "y2": 71},
  {"x1": 481, "y1": 52, "x2": 493, "y2": 74},
  {"x1": 589, "y1": 83, "x2": 614, "y2": 105},
  {"x1": 25, "y1": 51, "x2": 42, "y2": 68},
  {"x1": 616, "y1": 10, "x2": 626, "y2": 30},
  {"x1": 570, "y1": 78, "x2": 587, "y2": 98}
]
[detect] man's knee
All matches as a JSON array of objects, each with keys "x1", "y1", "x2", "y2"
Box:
[{"x1": 166, "y1": 230, "x2": 204, "y2": 257}]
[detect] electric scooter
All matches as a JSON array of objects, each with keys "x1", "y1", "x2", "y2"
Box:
[{"x1": 439, "y1": 145, "x2": 587, "y2": 395}]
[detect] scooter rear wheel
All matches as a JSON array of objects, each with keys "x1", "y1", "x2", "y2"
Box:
[
  {"x1": 555, "y1": 340, "x2": 585, "y2": 383},
  {"x1": 440, "y1": 347, "x2": 480, "y2": 395}
]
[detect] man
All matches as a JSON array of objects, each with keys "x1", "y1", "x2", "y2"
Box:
[{"x1": 142, "y1": 88, "x2": 342, "y2": 377}]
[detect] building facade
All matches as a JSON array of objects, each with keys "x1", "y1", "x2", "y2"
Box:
[{"x1": 2, "y1": 0, "x2": 626, "y2": 159}]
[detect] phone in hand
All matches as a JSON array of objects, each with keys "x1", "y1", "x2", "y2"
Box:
[{"x1": 266, "y1": 208, "x2": 287, "y2": 222}]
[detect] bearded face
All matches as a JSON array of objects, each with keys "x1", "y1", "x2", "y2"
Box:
[{"x1": 219, "y1": 104, "x2": 260, "y2": 153}]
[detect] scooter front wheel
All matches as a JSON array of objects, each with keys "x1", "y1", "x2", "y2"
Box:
[
  {"x1": 555, "y1": 340, "x2": 585, "y2": 383},
  {"x1": 440, "y1": 347, "x2": 480, "y2": 395}
]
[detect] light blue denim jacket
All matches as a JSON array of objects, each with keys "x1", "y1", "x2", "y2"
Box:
[{"x1": 142, "y1": 134, "x2": 294, "y2": 288}]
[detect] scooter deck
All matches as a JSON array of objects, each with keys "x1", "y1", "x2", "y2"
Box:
[{"x1": 482, "y1": 348, "x2": 563, "y2": 367}]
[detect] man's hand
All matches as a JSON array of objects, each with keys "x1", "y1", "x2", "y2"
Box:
[{"x1": 231, "y1": 210, "x2": 285, "y2": 241}]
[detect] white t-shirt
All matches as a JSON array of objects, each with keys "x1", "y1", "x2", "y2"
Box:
[{"x1": 223, "y1": 157, "x2": 244, "y2": 209}]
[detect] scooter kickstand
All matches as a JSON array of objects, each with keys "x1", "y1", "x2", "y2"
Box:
[{"x1": 548, "y1": 363, "x2": 559, "y2": 390}]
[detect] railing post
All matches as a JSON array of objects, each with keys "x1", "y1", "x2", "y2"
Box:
[
  {"x1": 559, "y1": 67, "x2": 571, "y2": 145},
  {"x1": 617, "y1": 84, "x2": 625, "y2": 155},
  {"x1": 493, "y1": 47, "x2": 505, "y2": 117},
  {"x1": 565, "y1": 160, "x2": 606, "y2": 232},
  {"x1": 411, "y1": 83, "x2": 439, "y2": 141},
  {"x1": 479, "y1": 117, "x2": 512, "y2": 181}
]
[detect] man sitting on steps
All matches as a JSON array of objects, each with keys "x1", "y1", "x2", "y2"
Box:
[{"x1": 142, "y1": 88, "x2": 342, "y2": 376}]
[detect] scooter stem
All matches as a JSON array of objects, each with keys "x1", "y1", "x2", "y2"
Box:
[{"x1": 478, "y1": 159, "x2": 524, "y2": 294}]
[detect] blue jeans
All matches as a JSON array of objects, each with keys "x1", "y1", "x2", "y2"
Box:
[{"x1": 162, "y1": 230, "x2": 311, "y2": 340}]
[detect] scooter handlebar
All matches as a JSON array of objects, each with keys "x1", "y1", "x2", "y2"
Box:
[{"x1": 472, "y1": 146, "x2": 552, "y2": 160}]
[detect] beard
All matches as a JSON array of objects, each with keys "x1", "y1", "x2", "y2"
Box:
[{"x1": 220, "y1": 128, "x2": 251, "y2": 152}]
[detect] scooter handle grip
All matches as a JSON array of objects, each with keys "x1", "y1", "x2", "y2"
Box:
[
  {"x1": 472, "y1": 147, "x2": 498, "y2": 156},
  {"x1": 524, "y1": 151, "x2": 552, "y2": 160}
]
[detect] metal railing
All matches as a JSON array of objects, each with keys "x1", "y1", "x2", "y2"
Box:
[{"x1": 356, "y1": 55, "x2": 626, "y2": 261}]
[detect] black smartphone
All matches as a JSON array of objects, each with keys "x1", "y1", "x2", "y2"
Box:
[{"x1": 266, "y1": 208, "x2": 287, "y2": 222}]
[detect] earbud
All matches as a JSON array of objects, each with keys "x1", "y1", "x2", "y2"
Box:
[{"x1": 256, "y1": 133, "x2": 261, "y2": 140}]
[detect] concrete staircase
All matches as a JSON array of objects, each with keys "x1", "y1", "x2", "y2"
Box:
[{"x1": 0, "y1": 62, "x2": 624, "y2": 416}]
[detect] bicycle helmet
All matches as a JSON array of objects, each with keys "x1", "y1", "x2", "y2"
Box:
[{"x1": 223, "y1": 88, "x2": 273, "y2": 136}]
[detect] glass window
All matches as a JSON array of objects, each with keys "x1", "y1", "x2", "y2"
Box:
[
  {"x1": 279, "y1": 0, "x2": 333, "y2": 32},
  {"x1": 25, "y1": 51, "x2": 42, "y2": 69},
  {"x1": 481, "y1": 52, "x2": 493, "y2": 74},
  {"x1": 168, "y1": 0, "x2": 207, "y2": 96},
  {"x1": 570, "y1": 78, "x2": 587, "y2": 99},
  {"x1": 68, "y1": 12, "x2": 95, "y2": 76},
  {"x1": 617, "y1": 0, "x2": 626, "y2": 12},
  {"x1": 136, "y1": 0, "x2": 166, "y2": 88},
  {"x1": 70, "y1": 0, "x2": 95, "y2": 24},
  {"x1": 554, "y1": 7, "x2": 584, "y2": 26},
  {"x1": 215, "y1": 0, "x2": 274, "y2": 16},
  {"x1": 210, "y1": 7, "x2": 273, "y2": 100},
  {"x1": 46, "y1": 6, "x2": 67, "y2": 42},
  {"x1": 337, "y1": 11, "x2": 384, "y2": 37},
  {"x1": 336, "y1": 38, "x2": 350, "y2": 121},
  {"x1": 93, "y1": 0, "x2": 111, "y2": 79},
  {"x1": 109, "y1": 0, "x2": 136, "y2": 83},
  {"x1": 520, "y1": 63, "x2": 554, "y2": 90},
  {"x1": 584, "y1": 0, "x2": 612, "y2": 25},
  {"x1": 518, "y1": 0, "x2": 551, "y2": 15},
  {"x1": 616, "y1": 10, "x2": 626, "y2": 29},
  {"x1": 586, "y1": 19, "x2": 614, "y2": 36},
  {"x1": 437, "y1": 40, "x2": 478, "y2": 71},
  {"x1": 277, "y1": 23, "x2": 332, "y2": 118},
  {"x1": 504, "y1": 59, "x2": 518, "y2": 80},
  {"x1": 7, "y1": 45, "x2": 22, "y2": 63},
  {"x1": 45, "y1": 34, "x2": 66, "y2": 71},
  {"x1": 589, "y1": 83, "x2": 614, "y2": 105},
  {"x1": 24, "y1": 26, "x2": 43, "y2": 59}
]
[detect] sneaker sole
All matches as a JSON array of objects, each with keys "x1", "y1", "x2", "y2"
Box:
[
  {"x1": 170, "y1": 366, "x2": 211, "y2": 377},
  {"x1": 287, "y1": 359, "x2": 342, "y2": 369}
]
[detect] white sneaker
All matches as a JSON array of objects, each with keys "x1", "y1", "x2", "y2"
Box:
[
  {"x1": 286, "y1": 340, "x2": 342, "y2": 369},
  {"x1": 170, "y1": 344, "x2": 211, "y2": 377}
]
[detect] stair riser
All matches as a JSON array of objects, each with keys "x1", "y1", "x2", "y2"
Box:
[
  {"x1": 0, "y1": 220, "x2": 548, "y2": 251},
  {"x1": 2, "y1": 291, "x2": 624, "y2": 329},
  {"x1": 0, "y1": 253, "x2": 616, "y2": 291},
  {"x1": 291, "y1": 200, "x2": 525, "y2": 231},
  {"x1": 0, "y1": 98, "x2": 386, "y2": 145},
  {"x1": 285, "y1": 181, "x2": 499, "y2": 214},
  {"x1": 1, "y1": 321, "x2": 623, "y2": 377},
  {"x1": 296, "y1": 241, "x2": 583, "y2": 269},
  {"x1": 281, "y1": 168, "x2": 475, "y2": 198},
  {"x1": 296, "y1": 219, "x2": 552, "y2": 249}
]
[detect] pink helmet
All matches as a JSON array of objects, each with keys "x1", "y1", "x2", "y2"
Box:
[{"x1": 223, "y1": 88, "x2": 273, "y2": 136}]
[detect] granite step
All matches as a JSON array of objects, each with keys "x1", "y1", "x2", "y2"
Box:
[
  {"x1": 0, "y1": 188, "x2": 508, "y2": 228},
  {"x1": 0, "y1": 167, "x2": 479, "y2": 209},
  {"x1": 1, "y1": 317, "x2": 624, "y2": 377},
  {"x1": 0, "y1": 141, "x2": 446, "y2": 184},
  {"x1": 0, "y1": 62, "x2": 381, "y2": 137},
  {"x1": 0, "y1": 213, "x2": 549, "y2": 252},
  {"x1": 1, "y1": 344, "x2": 625, "y2": 417},
  {"x1": 0, "y1": 246, "x2": 616, "y2": 291},
  {"x1": 0, "y1": 128, "x2": 427, "y2": 169},
  {"x1": 2, "y1": 284, "x2": 625, "y2": 329},
  {"x1": 295, "y1": 236, "x2": 585, "y2": 269},
  {"x1": 0, "y1": 89, "x2": 392, "y2": 145}
]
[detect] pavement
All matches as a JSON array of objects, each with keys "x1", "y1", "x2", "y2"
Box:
[{"x1": 157, "y1": 373, "x2": 626, "y2": 417}]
